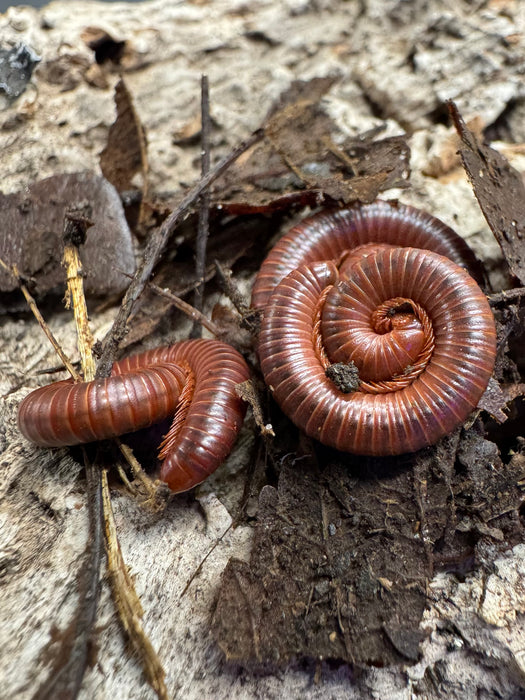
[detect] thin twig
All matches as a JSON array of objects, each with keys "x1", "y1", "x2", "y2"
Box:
[
  {"x1": 62, "y1": 209, "x2": 96, "y2": 381},
  {"x1": 33, "y1": 210, "x2": 104, "y2": 700},
  {"x1": 0, "y1": 257, "x2": 80, "y2": 381},
  {"x1": 180, "y1": 520, "x2": 233, "y2": 599},
  {"x1": 214, "y1": 260, "x2": 250, "y2": 316},
  {"x1": 235, "y1": 380, "x2": 274, "y2": 438},
  {"x1": 489, "y1": 287, "x2": 525, "y2": 304},
  {"x1": 214, "y1": 260, "x2": 260, "y2": 334},
  {"x1": 116, "y1": 440, "x2": 168, "y2": 512},
  {"x1": 96, "y1": 127, "x2": 264, "y2": 379},
  {"x1": 62, "y1": 211, "x2": 169, "y2": 699},
  {"x1": 101, "y1": 469, "x2": 168, "y2": 700},
  {"x1": 191, "y1": 74, "x2": 211, "y2": 338},
  {"x1": 149, "y1": 281, "x2": 221, "y2": 337}
]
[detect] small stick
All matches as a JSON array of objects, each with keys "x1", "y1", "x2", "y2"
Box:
[
  {"x1": 101, "y1": 469, "x2": 168, "y2": 700},
  {"x1": 116, "y1": 440, "x2": 167, "y2": 511},
  {"x1": 149, "y1": 281, "x2": 221, "y2": 337},
  {"x1": 214, "y1": 260, "x2": 250, "y2": 316},
  {"x1": 62, "y1": 210, "x2": 168, "y2": 699},
  {"x1": 235, "y1": 379, "x2": 275, "y2": 438},
  {"x1": 96, "y1": 127, "x2": 264, "y2": 379},
  {"x1": 179, "y1": 521, "x2": 233, "y2": 599},
  {"x1": 191, "y1": 74, "x2": 211, "y2": 338},
  {"x1": 62, "y1": 208, "x2": 96, "y2": 381},
  {"x1": 34, "y1": 209, "x2": 105, "y2": 699},
  {"x1": 214, "y1": 260, "x2": 260, "y2": 333},
  {"x1": 0, "y1": 257, "x2": 80, "y2": 381},
  {"x1": 489, "y1": 287, "x2": 525, "y2": 304}
]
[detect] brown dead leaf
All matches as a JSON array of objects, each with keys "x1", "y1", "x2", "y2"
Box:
[
  {"x1": 213, "y1": 78, "x2": 410, "y2": 213},
  {"x1": 449, "y1": 101, "x2": 525, "y2": 285},
  {"x1": 100, "y1": 79, "x2": 148, "y2": 199}
]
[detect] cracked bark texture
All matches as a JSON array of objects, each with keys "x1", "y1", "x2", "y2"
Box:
[{"x1": 1, "y1": 1, "x2": 525, "y2": 699}]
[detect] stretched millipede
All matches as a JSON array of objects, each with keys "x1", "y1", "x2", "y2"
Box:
[
  {"x1": 253, "y1": 200, "x2": 497, "y2": 456},
  {"x1": 18, "y1": 339, "x2": 250, "y2": 493}
]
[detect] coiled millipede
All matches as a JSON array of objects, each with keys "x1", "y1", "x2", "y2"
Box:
[
  {"x1": 18, "y1": 339, "x2": 250, "y2": 493},
  {"x1": 252, "y1": 200, "x2": 497, "y2": 456}
]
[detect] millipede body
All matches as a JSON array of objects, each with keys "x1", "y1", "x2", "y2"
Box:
[
  {"x1": 253, "y1": 200, "x2": 497, "y2": 456},
  {"x1": 18, "y1": 339, "x2": 250, "y2": 493}
]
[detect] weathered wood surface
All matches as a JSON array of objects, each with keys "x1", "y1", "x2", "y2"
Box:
[{"x1": 1, "y1": 1, "x2": 525, "y2": 698}]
